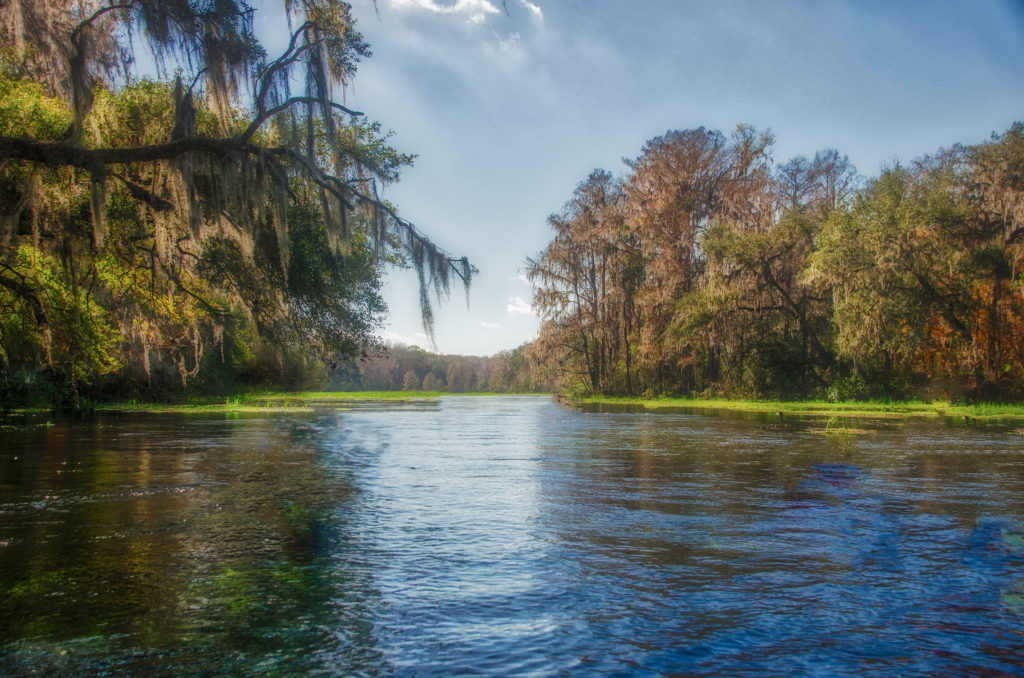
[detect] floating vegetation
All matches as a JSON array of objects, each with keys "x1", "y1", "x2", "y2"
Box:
[
  {"x1": 807, "y1": 426, "x2": 877, "y2": 437},
  {"x1": 806, "y1": 417, "x2": 878, "y2": 437}
]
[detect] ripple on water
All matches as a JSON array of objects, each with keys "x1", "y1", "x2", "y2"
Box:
[{"x1": 2, "y1": 396, "x2": 1024, "y2": 675}]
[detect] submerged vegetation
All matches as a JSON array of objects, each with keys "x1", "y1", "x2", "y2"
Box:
[
  {"x1": 528, "y1": 124, "x2": 1024, "y2": 402},
  {"x1": 0, "y1": 1, "x2": 473, "y2": 409}
]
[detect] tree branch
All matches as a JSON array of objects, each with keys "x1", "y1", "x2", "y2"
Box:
[
  {"x1": 109, "y1": 171, "x2": 174, "y2": 211},
  {"x1": 241, "y1": 97, "x2": 362, "y2": 142},
  {"x1": 70, "y1": 2, "x2": 136, "y2": 44},
  {"x1": 0, "y1": 134, "x2": 241, "y2": 170},
  {"x1": 253, "y1": 22, "x2": 314, "y2": 111}
]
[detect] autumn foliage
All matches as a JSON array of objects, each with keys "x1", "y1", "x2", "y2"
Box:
[{"x1": 529, "y1": 124, "x2": 1024, "y2": 400}]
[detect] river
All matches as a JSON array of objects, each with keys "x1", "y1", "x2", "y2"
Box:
[{"x1": 2, "y1": 395, "x2": 1023, "y2": 675}]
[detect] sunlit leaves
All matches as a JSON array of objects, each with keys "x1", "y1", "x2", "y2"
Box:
[{"x1": 531, "y1": 122, "x2": 1024, "y2": 399}]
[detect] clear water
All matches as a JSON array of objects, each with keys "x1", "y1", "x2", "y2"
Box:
[{"x1": 1, "y1": 396, "x2": 1023, "y2": 675}]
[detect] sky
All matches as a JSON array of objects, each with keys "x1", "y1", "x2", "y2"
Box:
[{"x1": 254, "y1": 0, "x2": 1024, "y2": 356}]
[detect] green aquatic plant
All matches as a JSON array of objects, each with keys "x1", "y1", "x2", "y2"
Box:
[
  {"x1": 576, "y1": 395, "x2": 1024, "y2": 422},
  {"x1": 1004, "y1": 531, "x2": 1024, "y2": 548},
  {"x1": 225, "y1": 394, "x2": 253, "y2": 408},
  {"x1": 823, "y1": 416, "x2": 853, "y2": 439},
  {"x1": 1001, "y1": 588, "x2": 1024, "y2": 611}
]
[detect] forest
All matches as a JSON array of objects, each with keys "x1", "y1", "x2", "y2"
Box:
[
  {"x1": 527, "y1": 124, "x2": 1024, "y2": 400},
  {"x1": 0, "y1": 0, "x2": 475, "y2": 408},
  {"x1": 2, "y1": 2, "x2": 1021, "y2": 408},
  {"x1": 350, "y1": 342, "x2": 546, "y2": 393}
]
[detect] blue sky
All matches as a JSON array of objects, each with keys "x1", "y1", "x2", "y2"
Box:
[{"x1": 256, "y1": 0, "x2": 1024, "y2": 356}]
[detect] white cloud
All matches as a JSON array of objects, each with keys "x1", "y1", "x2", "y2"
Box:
[
  {"x1": 387, "y1": 0, "x2": 501, "y2": 24},
  {"x1": 481, "y1": 320, "x2": 502, "y2": 329},
  {"x1": 520, "y1": 0, "x2": 542, "y2": 22},
  {"x1": 511, "y1": 273, "x2": 531, "y2": 286},
  {"x1": 507, "y1": 295, "x2": 535, "y2": 317},
  {"x1": 380, "y1": 329, "x2": 432, "y2": 350}
]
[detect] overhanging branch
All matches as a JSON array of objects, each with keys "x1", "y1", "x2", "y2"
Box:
[{"x1": 243, "y1": 97, "x2": 363, "y2": 141}]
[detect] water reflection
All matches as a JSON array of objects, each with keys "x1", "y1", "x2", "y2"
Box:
[
  {"x1": 527, "y1": 406, "x2": 1024, "y2": 675},
  {"x1": 0, "y1": 412, "x2": 385, "y2": 675},
  {"x1": 2, "y1": 397, "x2": 1024, "y2": 675}
]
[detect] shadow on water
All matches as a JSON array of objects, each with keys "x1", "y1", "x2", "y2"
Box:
[{"x1": 0, "y1": 410, "x2": 388, "y2": 675}]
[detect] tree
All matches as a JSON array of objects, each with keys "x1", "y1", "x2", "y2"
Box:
[
  {"x1": 688, "y1": 209, "x2": 835, "y2": 396},
  {"x1": 674, "y1": 148, "x2": 856, "y2": 397},
  {"x1": 809, "y1": 127, "x2": 1024, "y2": 397},
  {"x1": 445, "y1": 358, "x2": 478, "y2": 393},
  {"x1": 528, "y1": 169, "x2": 635, "y2": 394},
  {"x1": 616, "y1": 126, "x2": 778, "y2": 393},
  {"x1": 0, "y1": 1, "x2": 474, "y2": 404},
  {"x1": 774, "y1": 149, "x2": 858, "y2": 214},
  {"x1": 622, "y1": 128, "x2": 729, "y2": 391},
  {"x1": 421, "y1": 371, "x2": 442, "y2": 392},
  {"x1": 528, "y1": 123, "x2": 1023, "y2": 400}
]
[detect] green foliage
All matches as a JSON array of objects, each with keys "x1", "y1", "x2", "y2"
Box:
[
  {"x1": 826, "y1": 374, "x2": 872, "y2": 403},
  {"x1": 0, "y1": 2, "x2": 473, "y2": 408},
  {"x1": 1, "y1": 245, "x2": 120, "y2": 406},
  {"x1": 0, "y1": 76, "x2": 70, "y2": 138},
  {"x1": 810, "y1": 137, "x2": 1024, "y2": 396},
  {"x1": 0, "y1": 75, "x2": 396, "y2": 406},
  {"x1": 333, "y1": 119, "x2": 417, "y2": 184}
]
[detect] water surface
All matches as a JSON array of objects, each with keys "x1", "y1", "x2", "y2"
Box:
[{"x1": 2, "y1": 396, "x2": 1023, "y2": 675}]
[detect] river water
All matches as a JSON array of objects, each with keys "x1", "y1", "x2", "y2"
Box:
[{"x1": 1, "y1": 395, "x2": 1023, "y2": 675}]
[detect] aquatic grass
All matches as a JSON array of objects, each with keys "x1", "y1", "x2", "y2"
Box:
[
  {"x1": 254, "y1": 390, "x2": 544, "y2": 401},
  {"x1": 90, "y1": 390, "x2": 454, "y2": 414},
  {"x1": 256, "y1": 390, "x2": 444, "y2": 401},
  {"x1": 225, "y1": 394, "x2": 253, "y2": 407},
  {"x1": 575, "y1": 395, "x2": 1024, "y2": 422},
  {"x1": 7, "y1": 390, "x2": 545, "y2": 417}
]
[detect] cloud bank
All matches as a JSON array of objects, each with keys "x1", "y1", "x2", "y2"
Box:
[
  {"x1": 385, "y1": 0, "x2": 542, "y2": 26},
  {"x1": 388, "y1": 0, "x2": 501, "y2": 24}
]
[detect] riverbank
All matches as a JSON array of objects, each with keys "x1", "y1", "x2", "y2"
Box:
[
  {"x1": 83, "y1": 391, "x2": 547, "y2": 414},
  {"x1": 87, "y1": 391, "x2": 446, "y2": 414},
  {"x1": 1, "y1": 391, "x2": 469, "y2": 415},
  {"x1": 566, "y1": 395, "x2": 1024, "y2": 422}
]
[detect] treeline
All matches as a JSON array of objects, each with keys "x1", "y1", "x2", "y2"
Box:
[
  {"x1": 528, "y1": 123, "x2": 1024, "y2": 400},
  {"x1": 333, "y1": 342, "x2": 550, "y2": 393}
]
